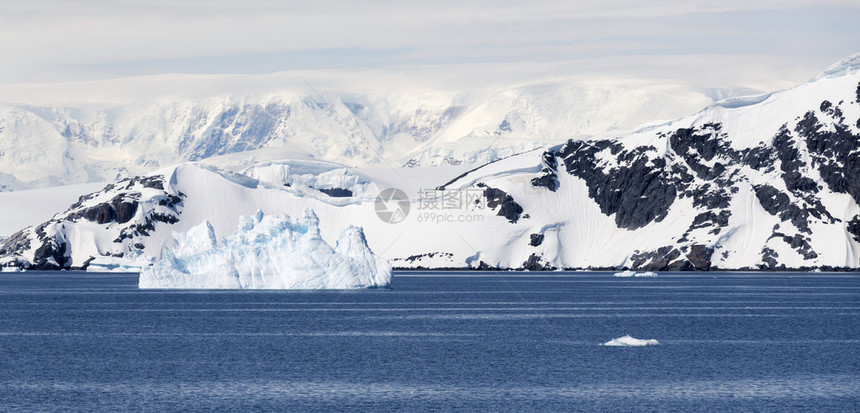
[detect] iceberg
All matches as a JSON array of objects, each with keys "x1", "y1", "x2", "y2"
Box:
[
  {"x1": 602, "y1": 335, "x2": 660, "y2": 347},
  {"x1": 139, "y1": 210, "x2": 392, "y2": 289},
  {"x1": 613, "y1": 270, "x2": 657, "y2": 277}
]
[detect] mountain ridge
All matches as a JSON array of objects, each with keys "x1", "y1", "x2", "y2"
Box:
[
  {"x1": 1, "y1": 54, "x2": 858, "y2": 271},
  {"x1": 0, "y1": 79, "x2": 742, "y2": 191}
]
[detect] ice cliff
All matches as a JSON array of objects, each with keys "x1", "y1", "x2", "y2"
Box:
[{"x1": 139, "y1": 210, "x2": 391, "y2": 289}]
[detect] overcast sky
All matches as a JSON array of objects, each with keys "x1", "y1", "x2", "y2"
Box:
[{"x1": 1, "y1": 0, "x2": 858, "y2": 98}]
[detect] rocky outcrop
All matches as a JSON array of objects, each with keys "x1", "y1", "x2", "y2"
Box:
[
  {"x1": 477, "y1": 183, "x2": 525, "y2": 223},
  {"x1": 627, "y1": 244, "x2": 714, "y2": 271},
  {"x1": 0, "y1": 175, "x2": 184, "y2": 271},
  {"x1": 522, "y1": 253, "x2": 555, "y2": 271}
]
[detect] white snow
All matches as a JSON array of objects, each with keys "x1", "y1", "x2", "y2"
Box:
[
  {"x1": 2, "y1": 55, "x2": 859, "y2": 272},
  {"x1": 602, "y1": 335, "x2": 660, "y2": 347},
  {"x1": 0, "y1": 182, "x2": 106, "y2": 236},
  {"x1": 0, "y1": 74, "x2": 736, "y2": 192},
  {"x1": 613, "y1": 271, "x2": 658, "y2": 277},
  {"x1": 139, "y1": 209, "x2": 391, "y2": 289}
]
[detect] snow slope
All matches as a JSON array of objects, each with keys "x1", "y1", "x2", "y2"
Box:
[
  {"x1": 0, "y1": 182, "x2": 106, "y2": 236},
  {"x1": 1, "y1": 54, "x2": 859, "y2": 271}
]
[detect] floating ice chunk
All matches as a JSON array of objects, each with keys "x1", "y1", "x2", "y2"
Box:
[
  {"x1": 86, "y1": 256, "x2": 149, "y2": 273},
  {"x1": 139, "y1": 209, "x2": 392, "y2": 289},
  {"x1": 602, "y1": 335, "x2": 660, "y2": 347},
  {"x1": 613, "y1": 270, "x2": 657, "y2": 277}
]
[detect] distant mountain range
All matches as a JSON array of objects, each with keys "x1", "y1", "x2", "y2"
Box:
[
  {"x1": 1, "y1": 54, "x2": 858, "y2": 271},
  {"x1": 0, "y1": 78, "x2": 734, "y2": 191}
]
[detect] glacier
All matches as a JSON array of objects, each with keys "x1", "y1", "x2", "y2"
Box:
[{"x1": 139, "y1": 210, "x2": 391, "y2": 289}]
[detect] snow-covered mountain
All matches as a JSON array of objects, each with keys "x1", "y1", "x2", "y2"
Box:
[
  {"x1": 1, "y1": 54, "x2": 858, "y2": 271},
  {"x1": 0, "y1": 79, "x2": 724, "y2": 191}
]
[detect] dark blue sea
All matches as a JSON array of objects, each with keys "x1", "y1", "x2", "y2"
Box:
[{"x1": 0, "y1": 272, "x2": 857, "y2": 412}]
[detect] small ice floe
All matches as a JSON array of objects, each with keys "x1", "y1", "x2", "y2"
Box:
[
  {"x1": 613, "y1": 270, "x2": 657, "y2": 277},
  {"x1": 86, "y1": 256, "x2": 150, "y2": 273},
  {"x1": 602, "y1": 335, "x2": 660, "y2": 347}
]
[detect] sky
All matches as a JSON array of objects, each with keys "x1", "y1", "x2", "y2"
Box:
[{"x1": 0, "y1": 0, "x2": 858, "y2": 100}]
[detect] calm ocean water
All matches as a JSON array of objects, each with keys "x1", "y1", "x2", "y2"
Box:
[{"x1": 0, "y1": 271, "x2": 857, "y2": 411}]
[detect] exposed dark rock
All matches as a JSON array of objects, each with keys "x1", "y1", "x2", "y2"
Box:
[
  {"x1": 770, "y1": 232, "x2": 818, "y2": 260},
  {"x1": 138, "y1": 176, "x2": 165, "y2": 190},
  {"x1": 760, "y1": 247, "x2": 780, "y2": 269},
  {"x1": 31, "y1": 238, "x2": 68, "y2": 270},
  {"x1": 689, "y1": 210, "x2": 731, "y2": 234},
  {"x1": 402, "y1": 252, "x2": 454, "y2": 263},
  {"x1": 668, "y1": 125, "x2": 732, "y2": 180},
  {"x1": 682, "y1": 183, "x2": 731, "y2": 210},
  {"x1": 68, "y1": 191, "x2": 99, "y2": 210},
  {"x1": 754, "y1": 185, "x2": 817, "y2": 233},
  {"x1": 70, "y1": 194, "x2": 139, "y2": 225},
  {"x1": 819, "y1": 100, "x2": 845, "y2": 123},
  {"x1": 541, "y1": 151, "x2": 558, "y2": 171},
  {"x1": 437, "y1": 154, "x2": 514, "y2": 190},
  {"x1": 755, "y1": 185, "x2": 791, "y2": 214},
  {"x1": 318, "y1": 188, "x2": 353, "y2": 197},
  {"x1": 157, "y1": 194, "x2": 183, "y2": 207},
  {"x1": 75, "y1": 202, "x2": 115, "y2": 224},
  {"x1": 115, "y1": 212, "x2": 181, "y2": 242},
  {"x1": 630, "y1": 244, "x2": 714, "y2": 271},
  {"x1": 475, "y1": 261, "x2": 496, "y2": 271},
  {"x1": 537, "y1": 122, "x2": 826, "y2": 236},
  {"x1": 772, "y1": 127, "x2": 804, "y2": 178},
  {"x1": 531, "y1": 152, "x2": 560, "y2": 191},
  {"x1": 782, "y1": 171, "x2": 818, "y2": 193},
  {"x1": 797, "y1": 110, "x2": 860, "y2": 204},
  {"x1": 742, "y1": 145, "x2": 775, "y2": 170},
  {"x1": 686, "y1": 244, "x2": 714, "y2": 270},
  {"x1": 112, "y1": 196, "x2": 138, "y2": 224},
  {"x1": 848, "y1": 215, "x2": 860, "y2": 242},
  {"x1": 0, "y1": 230, "x2": 31, "y2": 256},
  {"x1": 629, "y1": 246, "x2": 681, "y2": 270},
  {"x1": 529, "y1": 233, "x2": 544, "y2": 247},
  {"x1": 558, "y1": 140, "x2": 676, "y2": 230},
  {"x1": 522, "y1": 253, "x2": 555, "y2": 271},
  {"x1": 530, "y1": 173, "x2": 558, "y2": 191},
  {"x1": 477, "y1": 183, "x2": 524, "y2": 223}
]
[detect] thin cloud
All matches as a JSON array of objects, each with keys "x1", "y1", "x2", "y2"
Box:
[{"x1": 0, "y1": 0, "x2": 857, "y2": 87}]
